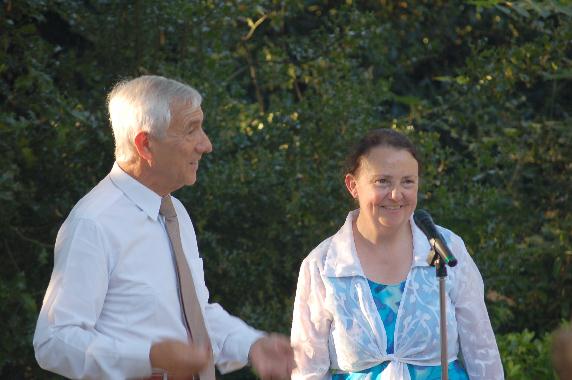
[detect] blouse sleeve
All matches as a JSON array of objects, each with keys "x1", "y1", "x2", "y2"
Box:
[
  {"x1": 291, "y1": 256, "x2": 333, "y2": 380},
  {"x1": 450, "y1": 236, "x2": 504, "y2": 380}
]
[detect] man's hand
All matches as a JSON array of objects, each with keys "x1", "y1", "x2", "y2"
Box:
[
  {"x1": 150, "y1": 340, "x2": 211, "y2": 378},
  {"x1": 249, "y1": 334, "x2": 295, "y2": 380}
]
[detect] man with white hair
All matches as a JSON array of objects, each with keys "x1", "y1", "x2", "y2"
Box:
[{"x1": 33, "y1": 75, "x2": 295, "y2": 380}]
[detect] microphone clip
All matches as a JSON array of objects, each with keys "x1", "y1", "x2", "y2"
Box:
[
  {"x1": 427, "y1": 239, "x2": 448, "y2": 278},
  {"x1": 426, "y1": 239, "x2": 439, "y2": 267}
]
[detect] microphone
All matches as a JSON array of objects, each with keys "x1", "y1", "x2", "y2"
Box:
[{"x1": 413, "y1": 209, "x2": 457, "y2": 267}]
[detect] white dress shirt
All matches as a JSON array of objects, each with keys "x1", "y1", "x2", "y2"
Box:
[
  {"x1": 34, "y1": 163, "x2": 263, "y2": 380},
  {"x1": 291, "y1": 210, "x2": 504, "y2": 380}
]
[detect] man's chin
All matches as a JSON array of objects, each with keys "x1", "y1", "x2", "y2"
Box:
[{"x1": 185, "y1": 176, "x2": 198, "y2": 186}]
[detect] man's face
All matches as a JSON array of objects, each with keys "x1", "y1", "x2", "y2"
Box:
[{"x1": 148, "y1": 101, "x2": 212, "y2": 194}]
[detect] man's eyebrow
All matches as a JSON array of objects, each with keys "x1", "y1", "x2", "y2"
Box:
[
  {"x1": 187, "y1": 117, "x2": 203, "y2": 128},
  {"x1": 183, "y1": 111, "x2": 203, "y2": 126},
  {"x1": 370, "y1": 174, "x2": 418, "y2": 178}
]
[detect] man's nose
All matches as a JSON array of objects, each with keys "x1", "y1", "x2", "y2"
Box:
[{"x1": 199, "y1": 129, "x2": 213, "y2": 153}]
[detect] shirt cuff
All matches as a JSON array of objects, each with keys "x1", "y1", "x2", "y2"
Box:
[
  {"x1": 216, "y1": 328, "x2": 265, "y2": 374},
  {"x1": 121, "y1": 340, "x2": 153, "y2": 379}
]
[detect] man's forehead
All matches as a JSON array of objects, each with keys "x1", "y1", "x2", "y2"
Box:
[
  {"x1": 172, "y1": 100, "x2": 203, "y2": 121},
  {"x1": 182, "y1": 106, "x2": 203, "y2": 122}
]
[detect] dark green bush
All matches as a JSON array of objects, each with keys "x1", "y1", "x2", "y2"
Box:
[
  {"x1": 497, "y1": 329, "x2": 555, "y2": 380},
  {"x1": 1, "y1": 0, "x2": 570, "y2": 378}
]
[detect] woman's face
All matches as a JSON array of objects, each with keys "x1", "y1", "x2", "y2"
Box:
[{"x1": 345, "y1": 146, "x2": 419, "y2": 232}]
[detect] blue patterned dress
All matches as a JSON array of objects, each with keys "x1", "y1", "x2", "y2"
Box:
[{"x1": 332, "y1": 279, "x2": 469, "y2": 380}]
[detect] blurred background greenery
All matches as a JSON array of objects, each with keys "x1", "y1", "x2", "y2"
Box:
[{"x1": 1, "y1": 0, "x2": 571, "y2": 378}]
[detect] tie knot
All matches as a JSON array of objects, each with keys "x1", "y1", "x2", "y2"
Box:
[{"x1": 159, "y1": 196, "x2": 177, "y2": 219}]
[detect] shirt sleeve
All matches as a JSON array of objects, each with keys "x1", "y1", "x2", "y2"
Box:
[
  {"x1": 173, "y1": 198, "x2": 266, "y2": 374},
  {"x1": 291, "y1": 256, "x2": 332, "y2": 380},
  {"x1": 189, "y1": 256, "x2": 265, "y2": 374},
  {"x1": 450, "y1": 236, "x2": 504, "y2": 380},
  {"x1": 205, "y1": 303, "x2": 265, "y2": 374},
  {"x1": 33, "y1": 217, "x2": 152, "y2": 380}
]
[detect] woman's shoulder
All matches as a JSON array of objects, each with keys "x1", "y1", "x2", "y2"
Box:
[
  {"x1": 304, "y1": 210, "x2": 356, "y2": 263},
  {"x1": 435, "y1": 224, "x2": 460, "y2": 241},
  {"x1": 436, "y1": 225, "x2": 467, "y2": 251},
  {"x1": 434, "y1": 225, "x2": 480, "y2": 274},
  {"x1": 425, "y1": 225, "x2": 475, "y2": 269},
  {"x1": 302, "y1": 235, "x2": 335, "y2": 268}
]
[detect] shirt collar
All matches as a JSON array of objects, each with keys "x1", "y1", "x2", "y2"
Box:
[
  {"x1": 323, "y1": 209, "x2": 432, "y2": 278},
  {"x1": 109, "y1": 162, "x2": 163, "y2": 221}
]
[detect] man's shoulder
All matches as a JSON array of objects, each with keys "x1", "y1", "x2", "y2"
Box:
[
  {"x1": 170, "y1": 196, "x2": 193, "y2": 222},
  {"x1": 170, "y1": 195, "x2": 186, "y2": 211},
  {"x1": 68, "y1": 175, "x2": 123, "y2": 222}
]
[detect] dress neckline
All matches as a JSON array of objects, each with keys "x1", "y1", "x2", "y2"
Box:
[{"x1": 366, "y1": 278, "x2": 406, "y2": 287}]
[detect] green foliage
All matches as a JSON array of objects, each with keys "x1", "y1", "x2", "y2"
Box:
[
  {"x1": 497, "y1": 329, "x2": 555, "y2": 379},
  {"x1": 1, "y1": 0, "x2": 571, "y2": 378}
]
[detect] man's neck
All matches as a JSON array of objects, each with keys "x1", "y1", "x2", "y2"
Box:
[{"x1": 117, "y1": 160, "x2": 170, "y2": 197}]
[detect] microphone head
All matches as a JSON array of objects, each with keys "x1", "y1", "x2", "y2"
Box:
[
  {"x1": 413, "y1": 209, "x2": 439, "y2": 241},
  {"x1": 413, "y1": 209, "x2": 433, "y2": 225},
  {"x1": 414, "y1": 209, "x2": 458, "y2": 267}
]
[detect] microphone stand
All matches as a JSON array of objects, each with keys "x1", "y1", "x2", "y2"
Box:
[{"x1": 427, "y1": 240, "x2": 450, "y2": 380}]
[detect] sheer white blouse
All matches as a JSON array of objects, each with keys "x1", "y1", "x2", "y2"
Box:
[{"x1": 291, "y1": 210, "x2": 504, "y2": 380}]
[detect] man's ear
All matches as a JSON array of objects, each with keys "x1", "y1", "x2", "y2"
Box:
[
  {"x1": 133, "y1": 131, "x2": 153, "y2": 162},
  {"x1": 344, "y1": 173, "x2": 358, "y2": 199}
]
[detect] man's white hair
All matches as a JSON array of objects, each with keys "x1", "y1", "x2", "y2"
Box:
[{"x1": 107, "y1": 75, "x2": 202, "y2": 163}]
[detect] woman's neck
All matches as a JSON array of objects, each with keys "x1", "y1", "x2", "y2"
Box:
[
  {"x1": 353, "y1": 213, "x2": 414, "y2": 283},
  {"x1": 354, "y1": 212, "x2": 411, "y2": 249}
]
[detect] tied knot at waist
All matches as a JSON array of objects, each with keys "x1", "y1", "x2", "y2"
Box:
[
  {"x1": 376, "y1": 355, "x2": 411, "y2": 380},
  {"x1": 335, "y1": 355, "x2": 410, "y2": 380},
  {"x1": 143, "y1": 372, "x2": 198, "y2": 380}
]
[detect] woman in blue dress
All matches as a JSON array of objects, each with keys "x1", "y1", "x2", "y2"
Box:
[{"x1": 291, "y1": 129, "x2": 504, "y2": 380}]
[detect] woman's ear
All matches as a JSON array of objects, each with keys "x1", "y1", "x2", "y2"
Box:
[
  {"x1": 133, "y1": 131, "x2": 153, "y2": 162},
  {"x1": 344, "y1": 173, "x2": 359, "y2": 199}
]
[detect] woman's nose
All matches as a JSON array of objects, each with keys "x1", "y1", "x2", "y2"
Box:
[{"x1": 390, "y1": 187, "x2": 403, "y2": 200}]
